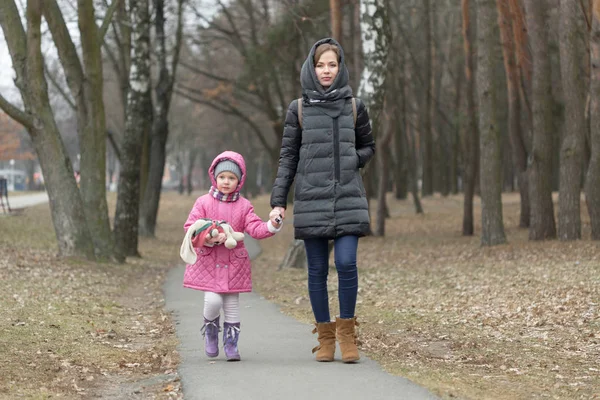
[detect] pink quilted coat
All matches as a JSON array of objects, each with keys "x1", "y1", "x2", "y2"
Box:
[{"x1": 183, "y1": 151, "x2": 275, "y2": 293}]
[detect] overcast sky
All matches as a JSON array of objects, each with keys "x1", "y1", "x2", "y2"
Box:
[{"x1": 0, "y1": 31, "x2": 18, "y2": 101}]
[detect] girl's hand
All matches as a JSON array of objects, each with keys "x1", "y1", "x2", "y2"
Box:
[
  {"x1": 270, "y1": 207, "x2": 285, "y2": 223},
  {"x1": 269, "y1": 209, "x2": 283, "y2": 228},
  {"x1": 206, "y1": 232, "x2": 227, "y2": 245}
]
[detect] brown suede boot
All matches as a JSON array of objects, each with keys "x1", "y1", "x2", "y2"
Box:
[
  {"x1": 336, "y1": 317, "x2": 360, "y2": 363},
  {"x1": 311, "y1": 321, "x2": 336, "y2": 362}
]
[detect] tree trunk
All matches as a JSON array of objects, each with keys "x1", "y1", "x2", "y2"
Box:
[
  {"x1": 0, "y1": 0, "x2": 95, "y2": 259},
  {"x1": 278, "y1": 239, "x2": 307, "y2": 269},
  {"x1": 422, "y1": 0, "x2": 434, "y2": 197},
  {"x1": 497, "y1": 0, "x2": 530, "y2": 228},
  {"x1": 557, "y1": 0, "x2": 587, "y2": 240},
  {"x1": 375, "y1": 98, "x2": 394, "y2": 236},
  {"x1": 114, "y1": 0, "x2": 152, "y2": 258},
  {"x1": 78, "y1": 0, "x2": 115, "y2": 260},
  {"x1": 523, "y1": 0, "x2": 557, "y2": 240},
  {"x1": 476, "y1": 0, "x2": 506, "y2": 246},
  {"x1": 394, "y1": 53, "x2": 408, "y2": 200},
  {"x1": 407, "y1": 124, "x2": 424, "y2": 214},
  {"x1": 451, "y1": 53, "x2": 463, "y2": 195},
  {"x1": 140, "y1": 0, "x2": 184, "y2": 237},
  {"x1": 586, "y1": 1, "x2": 600, "y2": 239},
  {"x1": 461, "y1": 0, "x2": 479, "y2": 236},
  {"x1": 330, "y1": 0, "x2": 342, "y2": 43},
  {"x1": 358, "y1": 0, "x2": 392, "y2": 234}
]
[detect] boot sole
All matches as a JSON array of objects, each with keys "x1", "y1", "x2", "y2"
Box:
[
  {"x1": 206, "y1": 352, "x2": 219, "y2": 358},
  {"x1": 226, "y1": 357, "x2": 241, "y2": 362}
]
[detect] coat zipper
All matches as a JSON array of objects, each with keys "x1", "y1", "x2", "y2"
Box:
[{"x1": 333, "y1": 117, "x2": 340, "y2": 182}]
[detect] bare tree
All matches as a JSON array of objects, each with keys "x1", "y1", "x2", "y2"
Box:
[
  {"x1": 113, "y1": 0, "x2": 152, "y2": 258},
  {"x1": 557, "y1": 0, "x2": 587, "y2": 240},
  {"x1": 0, "y1": 0, "x2": 116, "y2": 260},
  {"x1": 524, "y1": 0, "x2": 556, "y2": 240},
  {"x1": 421, "y1": 0, "x2": 434, "y2": 197},
  {"x1": 42, "y1": 0, "x2": 120, "y2": 260},
  {"x1": 586, "y1": 0, "x2": 600, "y2": 239},
  {"x1": 461, "y1": 0, "x2": 479, "y2": 236},
  {"x1": 139, "y1": 0, "x2": 185, "y2": 237},
  {"x1": 497, "y1": 0, "x2": 530, "y2": 228},
  {"x1": 330, "y1": 0, "x2": 342, "y2": 42},
  {"x1": 475, "y1": 0, "x2": 506, "y2": 246}
]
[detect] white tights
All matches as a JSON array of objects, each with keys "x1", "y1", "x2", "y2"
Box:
[{"x1": 203, "y1": 292, "x2": 240, "y2": 323}]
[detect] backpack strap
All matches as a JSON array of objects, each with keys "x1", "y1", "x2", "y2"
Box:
[
  {"x1": 297, "y1": 98, "x2": 303, "y2": 129},
  {"x1": 351, "y1": 97, "x2": 357, "y2": 126}
]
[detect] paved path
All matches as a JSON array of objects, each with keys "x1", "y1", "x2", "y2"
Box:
[
  {"x1": 2, "y1": 192, "x2": 49, "y2": 210},
  {"x1": 164, "y1": 238, "x2": 440, "y2": 400}
]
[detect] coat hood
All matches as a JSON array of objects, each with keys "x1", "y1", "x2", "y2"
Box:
[
  {"x1": 300, "y1": 37, "x2": 350, "y2": 94},
  {"x1": 208, "y1": 151, "x2": 247, "y2": 190},
  {"x1": 300, "y1": 38, "x2": 353, "y2": 119}
]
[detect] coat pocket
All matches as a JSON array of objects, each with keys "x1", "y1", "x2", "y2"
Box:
[
  {"x1": 230, "y1": 247, "x2": 249, "y2": 268},
  {"x1": 197, "y1": 246, "x2": 215, "y2": 257}
]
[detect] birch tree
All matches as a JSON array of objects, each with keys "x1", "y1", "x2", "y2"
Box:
[
  {"x1": 113, "y1": 0, "x2": 152, "y2": 257},
  {"x1": 475, "y1": 0, "x2": 506, "y2": 246},
  {"x1": 357, "y1": 0, "x2": 392, "y2": 236},
  {"x1": 139, "y1": 0, "x2": 185, "y2": 237}
]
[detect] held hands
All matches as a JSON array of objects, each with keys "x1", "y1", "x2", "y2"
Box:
[{"x1": 269, "y1": 207, "x2": 285, "y2": 229}]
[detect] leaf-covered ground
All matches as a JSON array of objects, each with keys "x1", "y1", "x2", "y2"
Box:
[
  {"x1": 1, "y1": 191, "x2": 598, "y2": 399},
  {"x1": 0, "y1": 192, "x2": 186, "y2": 399},
  {"x1": 252, "y1": 193, "x2": 600, "y2": 400}
]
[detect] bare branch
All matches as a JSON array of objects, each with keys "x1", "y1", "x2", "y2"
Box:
[
  {"x1": 0, "y1": 92, "x2": 33, "y2": 130},
  {"x1": 169, "y1": 0, "x2": 185, "y2": 85},
  {"x1": 42, "y1": 1, "x2": 84, "y2": 98},
  {"x1": 174, "y1": 86, "x2": 273, "y2": 154},
  {"x1": 44, "y1": 64, "x2": 76, "y2": 110},
  {"x1": 98, "y1": 0, "x2": 122, "y2": 42}
]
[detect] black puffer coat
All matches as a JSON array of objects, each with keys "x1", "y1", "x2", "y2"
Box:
[{"x1": 270, "y1": 38, "x2": 375, "y2": 240}]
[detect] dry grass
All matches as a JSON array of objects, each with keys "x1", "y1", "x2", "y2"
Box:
[
  {"x1": 0, "y1": 191, "x2": 195, "y2": 399},
  {"x1": 252, "y1": 193, "x2": 600, "y2": 400}
]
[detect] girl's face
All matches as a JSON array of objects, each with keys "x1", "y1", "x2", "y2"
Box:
[
  {"x1": 216, "y1": 171, "x2": 239, "y2": 194},
  {"x1": 315, "y1": 50, "x2": 339, "y2": 88}
]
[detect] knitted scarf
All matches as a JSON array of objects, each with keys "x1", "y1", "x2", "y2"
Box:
[{"x1": 209, "y1": 186, "x2": 240, "y2": 202}]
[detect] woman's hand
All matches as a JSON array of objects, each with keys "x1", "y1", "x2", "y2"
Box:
[{"x1": 271, "y1": 207, "x2": 286, "y2": 221}]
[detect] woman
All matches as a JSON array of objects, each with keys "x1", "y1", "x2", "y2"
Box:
[{"x1": 270, "y1": 38, "x2": 375, "y2": 363}]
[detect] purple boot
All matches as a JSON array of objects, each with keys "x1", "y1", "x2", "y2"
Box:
[
  {"x1": 223, "y1": 322, "x2": 241, "y2": 361},
  {"x1": 201, "y1": 317, "x2": 220, "y2": 358}
]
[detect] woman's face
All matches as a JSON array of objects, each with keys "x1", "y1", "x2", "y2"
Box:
[{"x1": 315, "y1": 50, "x2": 339, "y2": 88}]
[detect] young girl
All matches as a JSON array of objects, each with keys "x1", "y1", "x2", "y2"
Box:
[{"x1": 183, "y1": 151, "x2": 282, "y2": 361}]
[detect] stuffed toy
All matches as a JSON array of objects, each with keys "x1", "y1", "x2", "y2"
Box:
[
  {"x1": 217, "y1": 221, "x2": 245, "y2": 249},
  {"x1": 192, "y1": 218, "x2": 245, "y2": 249}
]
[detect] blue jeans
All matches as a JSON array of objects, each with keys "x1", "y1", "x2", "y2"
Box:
[{"x1": 303, "y1": 236, "x2": 359, "y2": 323}]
